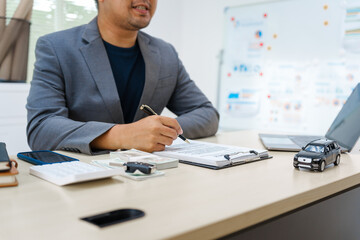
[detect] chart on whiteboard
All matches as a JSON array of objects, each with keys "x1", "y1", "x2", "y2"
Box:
[{"x1": 219, "y1": 0, "x2": 360, "y2": 134}]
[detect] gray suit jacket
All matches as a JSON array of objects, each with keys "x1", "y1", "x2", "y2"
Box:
[{"x1": 27, "y1": 18, "x2": 219, "y2": 155}]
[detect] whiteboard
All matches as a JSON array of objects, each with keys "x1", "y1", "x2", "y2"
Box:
[{"x1": 218, "y1": 0, "x2": 360, "y2": 134}]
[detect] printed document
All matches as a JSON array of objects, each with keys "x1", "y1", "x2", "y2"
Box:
[{"x1": 153, "y1": 139, "x2": 269, "y2": 168}]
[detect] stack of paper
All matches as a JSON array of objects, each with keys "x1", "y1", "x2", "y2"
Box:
[{"x1": 153, "y1": 139, "x2": 270, "y2": 169}]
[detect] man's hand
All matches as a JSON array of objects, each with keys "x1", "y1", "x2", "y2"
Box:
[{"x1": 90, "y1": 116, "x2": 183, "y2": 152}]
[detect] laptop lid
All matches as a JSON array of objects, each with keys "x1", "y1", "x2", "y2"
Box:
[
  {"x1": 325, "y1": 83, "x2": 360, "y2": 152},
  {"x1": 260, "y1": 83, "x2": 360, "y2": 152}
]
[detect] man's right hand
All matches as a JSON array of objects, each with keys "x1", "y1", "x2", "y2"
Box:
[{"x1": 90, "y1": 115, "x2": 183, "y2": 152}]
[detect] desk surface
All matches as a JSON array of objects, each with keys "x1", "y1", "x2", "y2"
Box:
[{"x1": 2, "y1": 130, "x2": 360, "y2": 240}]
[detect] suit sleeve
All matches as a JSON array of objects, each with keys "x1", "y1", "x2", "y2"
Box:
[
  {"x1": 26, "y1": 37, "x2": 115, "y2": 155},
  {"x1": 166, "y1": 47, "x2": 220, "y2": 139}
]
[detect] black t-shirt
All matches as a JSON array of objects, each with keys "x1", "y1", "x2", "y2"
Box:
[{"x1": 103, "y1": 40, "x2": 145, "y2": 123}]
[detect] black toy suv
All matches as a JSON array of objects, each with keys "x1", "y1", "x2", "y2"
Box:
[{"x1": 293, "y1": 139, "x2": 341, "y2": 172}]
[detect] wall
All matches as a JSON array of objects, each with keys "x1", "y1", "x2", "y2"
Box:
[
  {"x1": 0, "y1": 83, "x2": 30, "y2": 155},
  {"x1": 145, "y1": 0, "x2": 274, "y2": 106},
  {"x1": 144, "y1": 0, "x2": 184, "y2": 54}
]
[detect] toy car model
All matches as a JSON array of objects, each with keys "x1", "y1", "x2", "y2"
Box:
[{"x1": 293, "y1": 139, "x2": 341, "y2": 172}]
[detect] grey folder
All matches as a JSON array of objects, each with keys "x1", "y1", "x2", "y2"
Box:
[{"x1": 260, "y1": 83, "x2": 360, "y2": 152}]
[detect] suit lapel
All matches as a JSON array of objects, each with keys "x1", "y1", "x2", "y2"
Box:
[
  {"x1": 79, "y1": 18, "x2": 124, "y2": 123},
  {"x1": 133, "y1": 32, "x2": 161, "y2": 121}
]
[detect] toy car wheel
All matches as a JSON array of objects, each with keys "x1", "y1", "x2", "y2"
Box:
[
  {"x1": 334, "y1": 155, "x2": 340, "y2": 166},
  {"x1": 319, "y1": 160, "x2": 325, "y2": 172},
  {"x1": 293, "y1": 163, "x2": 299, "y2": 169}
]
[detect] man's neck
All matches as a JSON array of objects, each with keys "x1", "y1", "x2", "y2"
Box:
[{"x1": 97, "y1": 17, "x2": 138, "y2": 48}]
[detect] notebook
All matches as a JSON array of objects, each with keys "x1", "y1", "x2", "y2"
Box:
[
  {"x1": 259, "y1": 83, "x2": 360, "y2": 152},
  {"x1": 153, "y1": 139, "x2": 271, "y2": 170}
]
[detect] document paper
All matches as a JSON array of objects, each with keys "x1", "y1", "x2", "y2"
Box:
[{"x1": 153, "y1": 139, "x2": 269, "y2": 168}]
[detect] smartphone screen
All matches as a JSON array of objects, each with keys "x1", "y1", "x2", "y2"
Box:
[{"x1": 18, "y1": 151, "x2": 78, "y2": 165}]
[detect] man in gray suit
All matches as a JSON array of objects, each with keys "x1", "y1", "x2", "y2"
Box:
[{"x1": 27, "y1": 0, "x2": 219, "y2": 155}]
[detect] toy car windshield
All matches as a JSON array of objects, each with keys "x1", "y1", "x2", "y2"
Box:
[{"x1": 304, "y1": 144, "x2": 324, "y2": 153}]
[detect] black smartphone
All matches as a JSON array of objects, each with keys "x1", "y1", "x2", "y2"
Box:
[
  {"x1": 17, "y1": 150, "x2": 78, "y2": 165},
  {"x1": 81, "y1": 209, "x2": 145, "y2": 228},
  {"x1": 0, "y1": 142, "x2": 11, "y2": 172}
]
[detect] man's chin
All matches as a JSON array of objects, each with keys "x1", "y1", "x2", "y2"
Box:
[{"x1": 129, "y1": 19, "x2": 151, "y2": 30}]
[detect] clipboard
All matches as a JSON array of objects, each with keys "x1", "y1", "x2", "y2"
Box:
[
  {"x1": 154, "y1": 140, "x2": 272, "y2": 170},
  {"x1": 179, "y1": 155, "x2": 273, "y2": 170}
]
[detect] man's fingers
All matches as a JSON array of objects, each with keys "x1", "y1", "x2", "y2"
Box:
[
  {"x1": 127, "y1": 116, "x2": 182, "y2": 153},
  {"x1": 152, "y1": 143, "x2": 165, "y2": 152},
  {"x1": 158, "y1": 116, "x2": 183, "y2": 134},
  {"x1": 156, "y1": 134, "x2": 175, "y2": 146},
  {"x1": 138, "y1": 143, "x2": 165, "y2": 153},
  {"x1": 159, "y1": 125, "x2": 178, "y2": 140}
]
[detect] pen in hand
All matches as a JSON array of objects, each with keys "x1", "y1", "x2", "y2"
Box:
[{"x1": 140, "y1": 104, "x2": 190, "y2": 144}]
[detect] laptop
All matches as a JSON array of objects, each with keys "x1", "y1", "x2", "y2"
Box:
[{"x1": 259, "y1": 83, "x2": 360, "y2": 152}]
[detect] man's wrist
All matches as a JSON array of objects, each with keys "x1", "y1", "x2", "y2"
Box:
[{"x1": 90, "y1": 124, "x2": 129, "y2": 150}]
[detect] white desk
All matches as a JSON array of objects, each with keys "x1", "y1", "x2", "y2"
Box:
[{"x1": 2, "y1": 130, "x2": 360, "y2": 240}]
